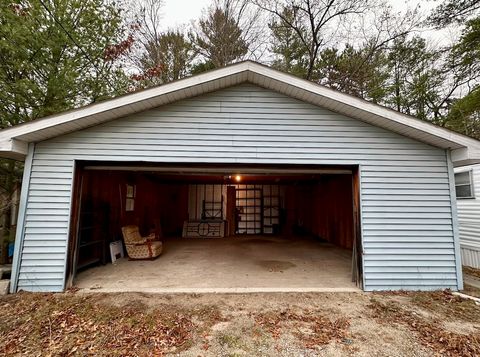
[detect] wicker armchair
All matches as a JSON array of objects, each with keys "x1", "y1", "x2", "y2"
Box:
[{"x1": 121, "y1": 225, "x2": 162, "y2": 260}]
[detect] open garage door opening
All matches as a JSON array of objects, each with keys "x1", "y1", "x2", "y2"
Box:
[{"x1": 66, "y1": 163, "x2": 363, "y2": 292}]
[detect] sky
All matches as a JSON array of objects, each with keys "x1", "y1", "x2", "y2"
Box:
[
  {"x1": 159, "y1": 0, "x2": 457, "y2": 46},
  {"x1": 161, "y1": 1, "x2": 434, "y2": 25},
  {"x1": 162, "y1": 0, "x2": 210, "y2": 28}
]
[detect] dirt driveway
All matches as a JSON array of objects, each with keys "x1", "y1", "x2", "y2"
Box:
[{"x1": 1, "y1": 287, "x2": 479, "y2": 356}]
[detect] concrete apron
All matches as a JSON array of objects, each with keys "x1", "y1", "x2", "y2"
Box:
[
  {"x1": 77, "y1": 287, "x2": 360, "y2": 294},
  {"x1": 74, "y1": 236, "x2": 361, "y2": 294}
]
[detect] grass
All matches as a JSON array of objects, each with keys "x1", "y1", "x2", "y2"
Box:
[{"x1": 218, "y1": 333, "x2": 243, "y2": 349}]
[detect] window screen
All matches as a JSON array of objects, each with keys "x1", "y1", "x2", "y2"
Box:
[{"x1": 455, "y1": 171, "x2": 474, "y2": 198}]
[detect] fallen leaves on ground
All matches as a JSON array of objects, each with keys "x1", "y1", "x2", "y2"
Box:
[
  {"x1": 253, "y1": 309, "x2": 350, "y2": 349},
  {"x1": 464, "y1": 266, "x2": 480, "y2": 279},
  {"x1": 0, "y1": 292, "x2": 220, "y2": 356},
  {"x1": 369, "y1": 290, "x2": 480, "y2": 357},
  {"x1": 410, "y1": 289, "x2": 480, "y2": 323},
  {"x1": 463, "y1": 284, "x2": 480, "y2": 298},
  {"x1": 1, "y1": 291, "x2": 479, "y2": 356}
]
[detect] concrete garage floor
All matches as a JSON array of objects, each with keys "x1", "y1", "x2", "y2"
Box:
[{"x1": 75, "y1": 236, "x2": 359, "y2": 293}]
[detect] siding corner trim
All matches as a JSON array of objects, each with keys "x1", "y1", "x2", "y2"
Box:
[
  {"x1": 10, "y1": 143, "x2": 35, "y2": 293},
  {"x1": 447, "y1": 149, "x2": 464, "y2": 290}
]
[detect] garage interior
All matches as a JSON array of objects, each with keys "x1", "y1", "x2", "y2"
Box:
[{"x1": 69, "y1": 163, "x2": 362, "y2": 292}]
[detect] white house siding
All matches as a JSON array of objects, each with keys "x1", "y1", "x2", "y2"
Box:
[
  {"x1": 15, "y1": 84, "x2": 458, "y2": 292},
  {"x1": 455, "y1": 164, "x2": 480, "y2": 269}
]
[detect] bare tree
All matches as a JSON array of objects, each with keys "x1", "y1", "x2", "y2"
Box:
[
  {"x1": 135, "y1": 0, "x2": 165, "y2": 51},
  {"x1": 222, "y1": 0, "x2": 267, "y2": 61},
  {"x1": 252, "y1": 0, "x2": 371, "y2": 79},
  {"x1": 127, "y1": 0, "x2": 164, "y2": 75},
  {"x1": 127, "y1": 0, "x2": 194, "y2": 87},
  {"x1": 329, "y1": 3, "x2": 422, "y2": 89}
]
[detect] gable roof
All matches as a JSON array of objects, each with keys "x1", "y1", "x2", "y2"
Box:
[{"x1": 1, "y1": 60, "x2": 479, "y2": 165}]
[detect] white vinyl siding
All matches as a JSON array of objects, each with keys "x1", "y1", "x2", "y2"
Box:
[
  {"x1": 455, "y1": 164, "x2": 480, "y2": 268},
  {"x1": 15, "y1": 84, "x2": 457, "y2": 291}
]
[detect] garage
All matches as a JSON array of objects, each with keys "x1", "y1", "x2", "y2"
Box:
[
  {"x1": 70, "y1": 163, "x2": 362, "y2": 292},
  {"x1": 2, "y1": 61, "x2": 477, "y2": 292}
]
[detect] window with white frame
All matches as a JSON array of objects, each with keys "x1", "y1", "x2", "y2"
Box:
[{"x1": 455, "y1": 171, "x2": 475, "y2": 199}]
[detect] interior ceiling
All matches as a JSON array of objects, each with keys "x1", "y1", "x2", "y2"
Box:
[
  {"x1": 146, "y1": 173, "x2": 330, "y2": 184},
  {"x1": 83, "y1": 162, "x2": 354, "y2": 175},
  {"x1": 85, "y1": 165, "x2": 352, "y2": 184},
  {"x1": 83, "y1": 163, "x2": 354, "y2": 183},
  {"x1": 91, "y1": 171, "x2": 350, "y2": 184}
]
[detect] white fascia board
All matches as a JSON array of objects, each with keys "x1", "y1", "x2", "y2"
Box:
[
  {"x1": 246, "y1": 62, "x2": 480, "y2": 153},
  {"x1": 0, "y1": 63, "x2": 251, "y2": 143}
]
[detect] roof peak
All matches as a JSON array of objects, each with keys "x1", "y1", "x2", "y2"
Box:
[{"x1": 1, "y1": 61, "x2": 479, "y2": 165}]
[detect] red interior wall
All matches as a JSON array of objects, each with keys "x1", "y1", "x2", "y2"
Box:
[
  {"x1": 80, "y1": 171, "x2": 188, "y2": 240},
  {"x1": 80, "y1": 171, "x2": 354, "y2": 247},
  {"x1": 285, "y1": 175, "x2": 354, "y2": 249},
  {"x1": 156, "y1": 183, "x2": 188, "y2": 236}
]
